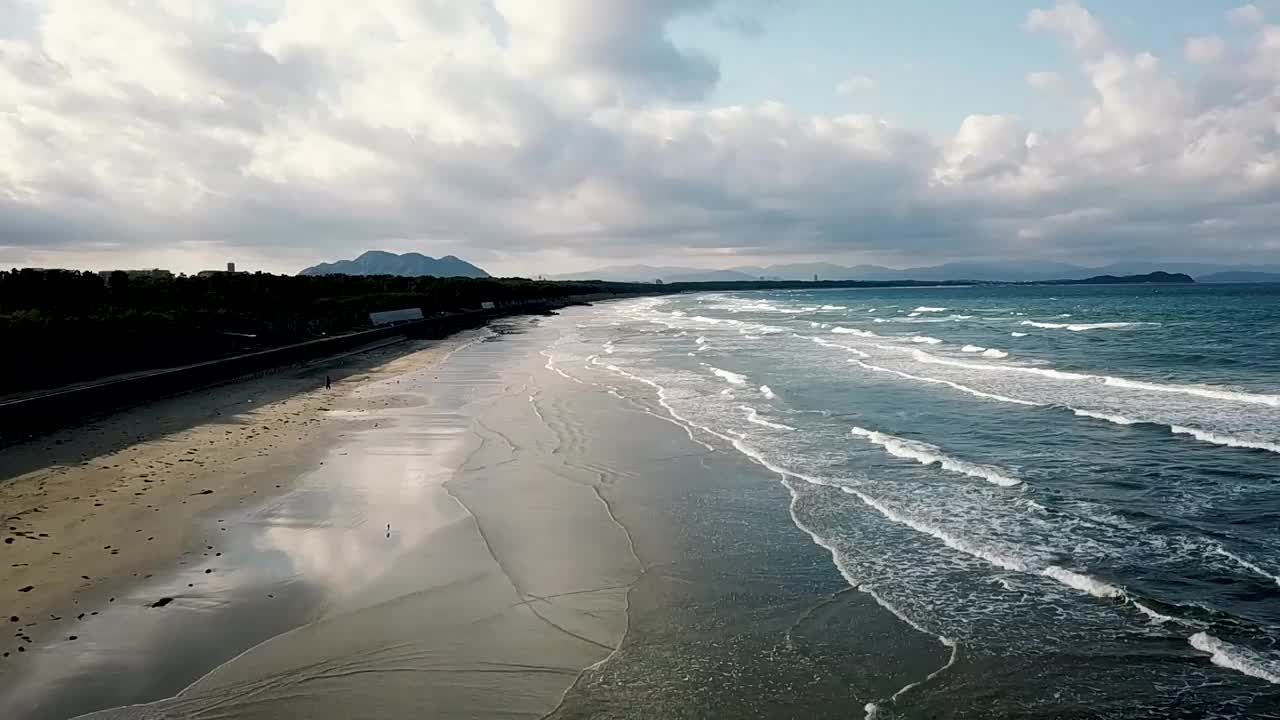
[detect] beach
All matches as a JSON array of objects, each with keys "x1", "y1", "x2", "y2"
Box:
[
  {"x1": 0, "y1": 310, "x2": 906, "y2": 719},
  {"x1": 6, "y1": 287, "x2": 1276, "y2": 719}
]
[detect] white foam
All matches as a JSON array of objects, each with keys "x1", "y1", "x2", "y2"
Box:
[
  {"x1": 1213, "y1": 546, "x2": 1280, "y2": 587},
  {"x1": 821, "y1": 305, "x2": 847, "y2": 310},
  {"x1": 1010, "y1": 332, "x2": 1029, "y2": 337},
  {"x1": 911, "y1": 336, "x2": 943, "y2": 344},
  {"x1": 961, "y1": 345, "x2": 985, "y2": 353},
  {"x1": 1040, "y1": 566, "x2": 1123, "y2": 598},
  {"x1": 740, "y1": 406, "x2": 796, "y2": 431},
  {"x1": 709, "y1": 366, "x2": 749, "y2": 385},
  {"x1": 841, "y1": 487, "x2": 1028, "y2": 571},
  {"x1": 1170, "y1": 426, "x2": 1280, "y2": 455},
  {"x1": 909, "y1": 350, "x2": 1280, "y2": 406},
  {"x1": 907, "y1": 312, "x2": 920, "y2": 318},
  {"x1": 914, "y1": 306, "x2": 948, "y2": 312},
  {"x1": 1071, "y1": 408, "x2": 1140, "y2": 425},
  {"x1": 695, "y1": 336, "x2": 708, "y2": 345},
  {"x1": 720, "y1": 388, "x2": 733, "y2": 396},
  {"x1": 1020, "y1": 320, "x2": 1143, "y2": 331},
  {"x1": 594, "y1": 360, "x2": 716, "y2": 452},
  {"x1": 981, "y1": 349, "x2": 1009, "y2": 359},
  {"x1": 760, "y1": 385, "x2": 777, "y2": 400},
  {"x1": 1133, "y1": 601, "x2": 1177, "y2": 625},
  {"x1": 810, "y1": 336, "x2": 871, "y2": 358},
  {"x1": 850, "y1": 427, "x2": 1021, "y2": 487},
  {"x1": 852, "y1": 359, "x2": 1039, "y2": 406},
  {"x1": 832, "y1": 326, "x2": 878, "y2": 337},
  {"x1": 602, "y1": 342, "x2": 615, "y2": 354},
  {"x1": 1189, "y1": 633, "x2": 1280, "y2": 685},
  {"x1": 540, "y1": 351, "x2": 586, "y2": 384}
]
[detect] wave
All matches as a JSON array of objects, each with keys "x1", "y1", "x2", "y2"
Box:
[
  {"x1": 911, "y1": 336, "x2": 943, "y2": 344},
  {"x1": 1070, "y1": 408, "x2": 1140, "y2": 425},
  {"x1": 821, "y1": 305, "x2": 847, "y2": 310},
  {"x1": 760, "y1": 385, "x2": 777, "y2": 400},
  {"x1": 810, "y1": 336, "x2": 871, "y2": 358},
  {"x1": 850, "y1": 427, "x2": 1021, "y2": 487},
  {"x1": 1213, "y1": 546, "x2": 1280, "y2": 587},
  {"x1": 1133, "y1": 601, "x2": 1178, "y2": 625},
  {"x1": 1010, "y1": 332, "x2": 1029, "y2": 337},
  {"x1": 832, "y1": 326, "x2": 879, "y2": 337},
  {"x1": 1019, "y1": 320, "x2": 1144, "y2": 332},
  {"x1": 1039, "y1": 566, "x2": 1123, "y2": 599},
  {"x1": 852, "y1": 359, "x2": 1039, "y2": 406},
  {"x1": 708, "y1": 366, "x2": 749, "y2": 385},
  {"x1": 981, "y1": 349, "x2": 1008, "y2": 359},
  {"x1": 740, "y1": 406, "x2": 796, "y2": 431},
  {"x1": 914, "y1": 306, "x2": 948, "y2": 313},
  {"x1": 1170, "y1": 426, "x2": 1280, "y2": 454},
  {"x1": 961, "y1": 345, "x2": 985, "y2": 353},
  {"x1": 841, "y1": 487, "x2": 1028, "y2": 571},
  {"x1": 1189, "y1": 633, "x2": 1280, "y2": 685},
  {"x1": 593, "y1": 360, "x2": 715, "y2": 452},
  {"x1": 909, "y1": 350, "x2": 1280, "y2": 406}
]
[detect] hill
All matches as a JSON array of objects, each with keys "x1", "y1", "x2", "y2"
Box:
[
  {"x1": 1054, "y1": 271, "x2": 1194, "y2": 285},
  {"x1": 299, "y1": 251, "x2": 490, "y2": 278}
]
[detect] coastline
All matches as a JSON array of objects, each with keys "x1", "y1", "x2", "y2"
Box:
[
  {"x1": 3, "y1": 301, "x2": 948, "y2": 720},
  {"x1": 0, "y1": 335, "x2": 466, "y2": 667}
]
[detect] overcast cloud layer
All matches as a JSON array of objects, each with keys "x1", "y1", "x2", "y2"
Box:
[{"x1": 1, "y1": 1, "x2": 1278, "y2": 274}]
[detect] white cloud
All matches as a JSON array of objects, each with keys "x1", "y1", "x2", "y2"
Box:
[
  {"x1": 836, "y1": 75, "x2": 877, "y2": 96},
  {"x1": 1185, "y1": 35, "x2": 1226, "y2": 64},
  {"x1": 1227, "y1": 4, "x2": 1264, "y2": 26},
  {"x1": 1024, "y1": 1, "x2": 1107, "y2": 54},
  {"x1": 0, "y1": 0, "x2": 1279, "y2": 274},
  {"x1": 1025, "y1": 71, "x2": 1063, "y2": 92}
]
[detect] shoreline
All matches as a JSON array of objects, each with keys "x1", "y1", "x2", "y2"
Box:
[
  {"x1": 0, "y1": 333, "x2": 470, "y2": 671},
  {"x1": 4, "y1": 299, "x2": 950, "y2": 719}
]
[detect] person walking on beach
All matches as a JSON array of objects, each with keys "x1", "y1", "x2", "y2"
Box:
[{"x1": 325, "y1": 375, "x2": 331, "y2": 390}]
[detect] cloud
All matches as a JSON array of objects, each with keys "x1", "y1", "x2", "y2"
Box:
[
  {"x1": 1025, "y1": 70, "x2": 1064, "y2": 92},
  {"x1": 1227, "y1": 4, "x2": 1264, "y2": 26},
  {"x1": 0, "y1": 0, "x2": 1279, "y2": 274},
  {"x1": 1024, "y1": 1, "x2": 1107, "y2": 54},
  {"x1": 836, "y1": 75, "x2": 877, "y2": 96},
  {"x1": 1185, "y1": 35, "x2": 1226, "y2": 64}
]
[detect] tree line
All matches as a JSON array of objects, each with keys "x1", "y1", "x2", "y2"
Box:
[{"x1": 0, "y1": 269, "x2": 651, "y2": 394}]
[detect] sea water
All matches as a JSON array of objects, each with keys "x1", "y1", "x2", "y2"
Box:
[{"x1": 547, "y1": 283, "x2": 1280, "y2": 717}]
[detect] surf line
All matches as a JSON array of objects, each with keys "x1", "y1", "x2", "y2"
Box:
[{"x1": 590, "y1": 359, "x2": 960, "y2": 710}]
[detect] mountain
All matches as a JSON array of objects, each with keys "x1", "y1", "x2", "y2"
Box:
[
  {"x1": 1197, "y1": 271, "x2": 1280, "y2": 283},
  {"x1": 299, "y1": 251, "x2": 489, "y2": 278}
]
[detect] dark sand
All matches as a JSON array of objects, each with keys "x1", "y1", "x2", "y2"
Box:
[{"x1": 1, "y1": 311, "x2": 939, "y2": 719}]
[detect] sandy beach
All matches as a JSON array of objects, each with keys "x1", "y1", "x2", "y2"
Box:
[{"x1": 2, "y1": 307, "x2": 938, "y2": 720}]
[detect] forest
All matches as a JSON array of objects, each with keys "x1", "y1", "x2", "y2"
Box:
[{"x1": 0, "y1": 269, "x2": 651, "y2": 394}]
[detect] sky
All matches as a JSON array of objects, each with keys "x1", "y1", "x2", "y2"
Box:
[{"x1": 1, "y1": 1, "x2": 1278, "y2": 276}]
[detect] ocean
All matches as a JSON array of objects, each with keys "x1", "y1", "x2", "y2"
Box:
[{"x1": 544, "y1": 283, "x2": 1280, "y2": 718}]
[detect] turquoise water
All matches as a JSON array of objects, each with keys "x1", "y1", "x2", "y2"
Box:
[{"x1": 548, "y1": 284, "x2": 1280, "y2": 718}]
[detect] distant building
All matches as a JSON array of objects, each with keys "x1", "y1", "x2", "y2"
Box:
[{"x1": 197, "y1": 262, "x2": 241, "y2": 278}]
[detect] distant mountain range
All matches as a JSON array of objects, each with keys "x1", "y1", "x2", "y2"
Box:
[
  {"x1": 547, "y1": 261, "x2": 1280, "y2": 283},
  {"x1": 299, "y1": 251, "x2": 489, "y2": 278}
]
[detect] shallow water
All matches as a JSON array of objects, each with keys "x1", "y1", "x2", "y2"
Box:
[{"x1": 544, "y1": 284, "x2": 1280, "y2": 718}]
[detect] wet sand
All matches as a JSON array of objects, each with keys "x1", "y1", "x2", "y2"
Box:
[{"x1": 2, "y1": 311, "x2": 938, "y2": 719}]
